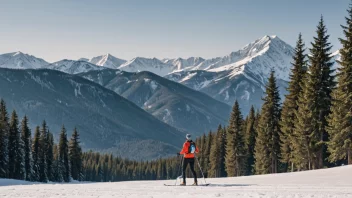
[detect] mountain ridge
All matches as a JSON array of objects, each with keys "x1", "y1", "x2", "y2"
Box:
[
  {"x1": 0, "y1": 68, "x2": 184, "y2": 160},
  {"x1": 79, "y1": 69, "x2": 232, "y2": 135}
]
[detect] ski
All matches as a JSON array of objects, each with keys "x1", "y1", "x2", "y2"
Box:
[{"x1": 163, "y1": 183, "x2": 210, "y2": 186}]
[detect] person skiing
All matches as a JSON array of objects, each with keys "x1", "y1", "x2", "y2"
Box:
[{"x1": 177, "y1": 134, "x2": 199, "y2": 186}]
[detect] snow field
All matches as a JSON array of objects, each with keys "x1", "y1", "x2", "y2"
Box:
[{"x1": 1, "y1": 165, "x2": 352, "y2": 198}]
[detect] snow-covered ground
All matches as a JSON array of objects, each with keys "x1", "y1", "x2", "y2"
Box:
[{"x1": 1, "y1": 165, "x2": 352, "y2": 198}]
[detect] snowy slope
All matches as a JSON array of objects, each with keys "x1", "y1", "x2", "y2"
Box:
[
  {"x1": 0, "y1": 52, "x2": 49, "y2": 69},
  {"x1": 47, "y1": 59, "x2": 105, "y2": 74},
  {"x1": 2, "y1": 165, "x2": 352, "y2": 197},
  {"x1": 118, "y1": 57, "x2": 176, "y2": 76},
  {"x1": 88, "y1": 54, "x2": 126, "y2": 69},
  {"x1": 163, "y1": 57, "x2": 205, "y2": 71}
]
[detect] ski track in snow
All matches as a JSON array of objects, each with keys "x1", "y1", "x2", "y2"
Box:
[{"x1": 2, "y1": 165, "x2": 352, "y2": 198}]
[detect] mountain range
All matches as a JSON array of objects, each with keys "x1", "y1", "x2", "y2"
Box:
[
  {"x1": 0, "y1": 35, "x2": 341, "y2": 158},
  {"x1": 0, "y1": 68, "x2": 184, "y2": 160},
  {"x1": 0, "y1": 35, "x2": 296, "y2": 111}
]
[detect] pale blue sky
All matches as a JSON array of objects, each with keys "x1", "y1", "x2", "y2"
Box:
[{"x1": 0, "y1": 0, "x2": 349, "y2": 62}]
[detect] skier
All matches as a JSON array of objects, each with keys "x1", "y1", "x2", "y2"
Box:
[{"x1": 177, "y1": 134, "x2": 199, "y2": 186}]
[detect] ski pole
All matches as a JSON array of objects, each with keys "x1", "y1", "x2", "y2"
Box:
[
  {"x1": 195, "y1": 154, "x2": 207, "y2": 184},
  {"x1": 175, "y1": 155, "x2": 184, "y2": 186}
]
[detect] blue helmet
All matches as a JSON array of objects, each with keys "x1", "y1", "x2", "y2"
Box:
[{"x1": 186, "y1": 134, "x2": 192, "y2": 140}]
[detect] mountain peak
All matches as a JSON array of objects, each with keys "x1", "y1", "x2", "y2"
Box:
[
  {"x1": 78, "y1": 58, "x2": 89, "y2": 62},
  {"x1": 0, "y1": 52, "x2": 49, "y2": 69},
  {"x1": 88, "y1": 54, "x2": 126, "y2": 69},
  {"x1": 12, "y1": 51, "x2": 24, "y2": 56},
  {"x1": 260, "y1": 35, "x2": 278, "y2": 40},
  {"x1": 118, "y1": 57, "x2": 174, "y2": 76}
]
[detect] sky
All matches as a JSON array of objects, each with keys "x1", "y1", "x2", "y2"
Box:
[{"x1": 0, "y1": 0, "x2": 349, "y2": 62}]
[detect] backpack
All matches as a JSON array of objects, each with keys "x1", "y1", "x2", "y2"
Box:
[{"x1": 188, "y1": 141, "x2": 196, "y2": 154}]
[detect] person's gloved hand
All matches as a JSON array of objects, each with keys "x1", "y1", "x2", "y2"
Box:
[{"x1": 177, "y1": 152, "x2": 180, "y2": 156}]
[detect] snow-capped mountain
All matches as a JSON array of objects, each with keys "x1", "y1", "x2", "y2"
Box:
[
  {"x1": 163, "y1": 57, "x2": 205, "y2": 71},
  {"x1": 88, "y1": 53, "x2": 126, "y2": 69},
  {"x1": 164, "y1": 35, "x2": 294, "y2": 113},
  {"x1": 118, "y1": 57, "x2": 176, "y2": 76},
  {"x1": 0, "y1": 51, "x2": 49, "y2": 69},
  {"x1": 47, "y1": 59, "x2": 105, "y2": 74},
  {"x1": 168, "y1": 35, "x2": 293, "y2": 81},
  {"x1": 0, "y1": 35, "x2": 320, "y2": 115}
]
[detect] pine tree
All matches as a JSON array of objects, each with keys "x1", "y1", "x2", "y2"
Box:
[
  {"x1": 208, "y1": 126, "x2": 221, "y2": 177},
  {"x1": 21, "y1": 116, "x2": 33, "y2": 181},
  {"x1": 8, "y1": 111, "x2": 18, "y2": 179},
  {"x1": 0, "y1": 99, "x2": 9, "y2": 178},
  {"x1": 32, "y1": 126, "x2": 41, "y2": 181},
  {"x1": 219, "y1": 127, "x2": 227, "y2": 177},
  {"x1": 203, "y1": 132, "x2": 213, "y2": 177},
  {"x1": 245, "y1": 106, "x2": 257, "y2": 175},
  {"x1": 46, "y1": 131, "x2": 54, "y2": 181},
  {"x1": 280, "y1": 33, "x2": 307, "y2": 172},
  {"x1": 69, "y1": 128, "x2": 82, "y2": 181},
  {"x1": 254, "y1": 71, "x2": 281, "y2": 174},
  {"x1": 225, "y1": 100, "x2": 246, "y2": 177},
  {"x1": 53, "y1": 144, "x2": 61, "y2": 182},
  {"x1": 58, "y1": 125, "x2": 70, "y2": 182},
  {"x1": 39, "y1": 121, "x2": 48, "y2": 182},
  {"x1": 295, "y1": 16, "x2": 335, "y2": 170},
  {"x1": 8, "y1": 111, "x2": 25, "y2": 179},
  {"x1": 327, "y1": 3, "x2": 352, "y2": 165},
  {"x1": 317, "y1": 16, "x2": 336, "y2": 168}
]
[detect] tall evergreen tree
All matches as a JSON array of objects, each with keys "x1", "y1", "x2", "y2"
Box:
[
  {"x1": 208, "y1": 126, "x2": 221, "y2": 177},
  {"x1": 58, "y1": 125, "x2": 70, "y2": 182},
  {"x1": 8, "y1": 111, "x2": 25, "y2": 179},
  {"x1": 46, "y1": 131, "x2": 54, "y2": 181},
  {"x1": 21, "y1": 116, "x2": 33, "y2": 181},
  {"x1": 317, "y1": 16, "x2": 336, "y2": 168},
  {"x1": 225, "y1": 100, "x2": 246, "y2": 177},
  {"x1": 245, "y1": 106, "x2": 257, "y2": 175},
  {"x1": 0, "y1": 99, "x2": 9, "y2": 178},
  {"x1": 295, "y1": 16, "x2": 335, "y2": 170},
  {"x1": 52, "y1": 144, "x2": 61, "y2": 182},
  {"x1": 254, "y1": 71, "x2": 281, "y2": 174},
  {"x1": 280, "y1": 33, "x2": 307, "y2": 172},
  {"x1": 39, "y1": 121, "x2": 48, "y2": 182},
  {"x1": 32, "y1": 126, "x2": 41, "y2": 181},
  {"x1": 69, "y1": 128, "x2": 82, "y2": 181},
  {"x1": 327, "y1": 3, "x2": 352, "y2": 165},
  {"x1": 202, "y1": 132, "x2": 213, "y2": 177},
  {"x1": 218, "y1": 126, "x2": 227, "y2": 177}
]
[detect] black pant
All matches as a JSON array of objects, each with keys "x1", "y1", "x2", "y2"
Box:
[{"x1": 182, "y1": 158, "x2": 197, "y2": 183}]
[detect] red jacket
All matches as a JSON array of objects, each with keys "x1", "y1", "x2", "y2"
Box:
[{"x1": 180, "y1": 140, "x2": 199, "y2": 158}]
